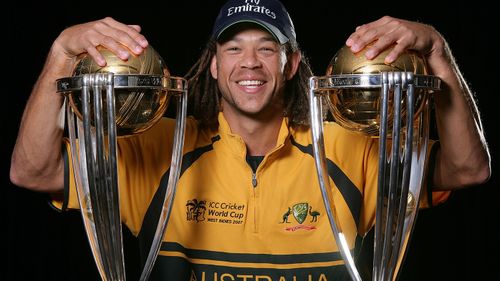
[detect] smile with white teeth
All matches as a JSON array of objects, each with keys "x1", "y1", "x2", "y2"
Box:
[{"x1": 238, "y1": 80, "x2": 264, "y2": 87}]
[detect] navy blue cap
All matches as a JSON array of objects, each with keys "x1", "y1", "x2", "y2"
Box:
[{"x1": 211, "y1": 0, "x2": 296, "y2": 44}]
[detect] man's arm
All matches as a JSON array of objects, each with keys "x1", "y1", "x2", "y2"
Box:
[
  {"x1": 10, "y1": 47, "x2": 69, "y2": 192},
  {"x1": 10, "y1": 17, "x2": 148, "y2": 192},
  {"x1": 345, "y1": 16, "x2": 491, "y2": 190}
]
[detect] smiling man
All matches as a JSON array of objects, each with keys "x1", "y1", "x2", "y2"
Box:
[{"x1": 10, "y1": 0, "x2": 490, "y2": 280}]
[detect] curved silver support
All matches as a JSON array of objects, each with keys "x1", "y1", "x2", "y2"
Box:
[
  {"x1": 376, "y1": 72, "x2": 411, "y2": 281},
  {"x1": 66, "y1": 78, "x2": 107, "y2": 279},
  {"x1": 373, "y1": 72, "x2": 430, "y2": 281},
  {"x1": 309, "y1": 72, "x2": 438, "y2": 281},
  {"x1": 386, "y1": 73, "x2": 415, "y2": 279},
  {"x1": 373, "y1": 72, "x2": 390, "y2": 281},
  {"x1": 309, "y1": 77, "x2": 362, "y2": 281},
  {"x1": 139, "y1": 77, "x2": 188, "y2": 281},
  {"x1": 389, "y1": 79, "x2": 430, "y2": 281},
  {"x1": 65, "y1": 73, "x2": 126, "y2": 281},
  {"x1": 60, "y1": 74, "x2": 187, "y2": 281}
]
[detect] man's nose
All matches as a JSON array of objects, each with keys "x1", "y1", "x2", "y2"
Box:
[{"x1": 240, "y1": 49, "x2": 262, "y2": 69}]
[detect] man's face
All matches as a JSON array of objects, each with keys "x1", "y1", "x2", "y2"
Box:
[{"x1": 210, "y1": 26, "x2": 294, "y2": 120}]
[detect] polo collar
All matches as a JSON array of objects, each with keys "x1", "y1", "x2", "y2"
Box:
[{"x1": 217, "y1": 112, "x2": 291, "y2": 157}]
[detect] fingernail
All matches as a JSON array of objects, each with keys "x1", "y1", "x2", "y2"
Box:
[
  {"x1": 346, "y1": 38, "x2": 353, "y2": 46},
  {"x1": 385, "y1": 54, "x2": 395, "y2": 64},
  {"x1": 134, "y1": 45, "x2": 143, "y2": 53},
  {"x1": 97, "y1": 59, "x2": 106, "y2": 67},
  {"x1": 139, "y1": 39, "x2": 148, "y2": 47},
  {"x1": 120, "y1": 51, "x2": 129, "y2": 59},
  {"x1": 366, "y1": 49, "x2": 375, "y2": 59}
]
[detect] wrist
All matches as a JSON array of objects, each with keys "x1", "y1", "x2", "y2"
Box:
[
  {"x1": 425, "y1": 34, "x2": 456, "y2": 79},
  {"x1": 43, "y1": 41, "x2": 78, "y2": 79}
]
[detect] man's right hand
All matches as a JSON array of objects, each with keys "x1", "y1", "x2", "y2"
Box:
[
  {"x1": 10, "y1": 17, "x2": 149, "y2": 192},
  {"x1": 53, "y1": 17, "x2": 149, "y2": 67}
]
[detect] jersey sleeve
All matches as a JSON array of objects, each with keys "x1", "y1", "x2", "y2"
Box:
[
  {"x1": 49, "y1": 139, "x2": 79, "y2": 211},
  {"x1": 419, "y1": 141, "x2": 451, "y2": 209},
  {"x1": 358, "y1": 135, "x2": 379, "y2": 236}
]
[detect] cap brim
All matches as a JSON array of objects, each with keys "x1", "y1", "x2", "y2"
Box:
[{"x1": 216, "y1": 18, "x2": 289, "y2": 45}]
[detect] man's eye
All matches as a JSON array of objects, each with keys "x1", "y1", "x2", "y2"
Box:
[{"x1": 260, "y1": 47, "x2": 276, "y2": 53}]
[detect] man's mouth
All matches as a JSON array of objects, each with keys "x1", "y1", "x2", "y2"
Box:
[{"x1": 237, "y1": 80, "x2": 264, "y2": 88}]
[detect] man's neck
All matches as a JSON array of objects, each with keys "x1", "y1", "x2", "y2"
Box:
[{"x1": 222, "y1": 110, "x2": 283, "y2": 156}]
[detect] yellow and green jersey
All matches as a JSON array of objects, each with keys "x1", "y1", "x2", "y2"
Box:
[{"x1": 55, "y1": 112, "x2": 448, "y2": 280}]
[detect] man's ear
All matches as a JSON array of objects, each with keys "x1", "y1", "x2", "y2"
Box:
[
  {"x1": 285, "y1": 51, "x2": 301, "y2": 80},
  {"x1": 210, "y1": 55, "x2": 218, "y2": 79}
]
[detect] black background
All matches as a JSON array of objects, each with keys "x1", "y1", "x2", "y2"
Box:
[{"x1": 4, "y1": 1, "x2": 499, "y2": 280}]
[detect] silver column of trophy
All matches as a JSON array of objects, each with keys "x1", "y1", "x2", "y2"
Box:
[
  {"x1": 309, "y1": 45, "x2": 441, "y2": 281},
  {"x1": 56, "y1": 46, "x2": 187, "y2": 281}
]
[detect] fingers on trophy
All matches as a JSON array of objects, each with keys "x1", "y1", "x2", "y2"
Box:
[
  {"x1": 56, "y1": 46, "x2": 188, "y2": 281},
  {"x1": 309, "y1": 44, "x2": 440, "y2": 281}
]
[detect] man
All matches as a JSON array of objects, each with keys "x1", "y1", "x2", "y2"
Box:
[{"x1": 10, "y1": 0, "x2": 490, "y2": 279}]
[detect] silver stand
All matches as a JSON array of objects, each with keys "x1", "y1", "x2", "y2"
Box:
[
  {"x1": 309, "y1": 72, "x2": 440, "y2": 281},
  {"x1": 58, "y1": 73, "x2": 187, "y2": 281}
]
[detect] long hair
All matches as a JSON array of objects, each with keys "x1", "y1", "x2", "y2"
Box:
[{"x1": 184, "y1": 38, "x2": 313, "y2": 130}]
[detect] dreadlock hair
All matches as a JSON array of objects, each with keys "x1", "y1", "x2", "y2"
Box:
[{"x1": 184, "y1": 37, "x2": 313, "y2": 131}]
